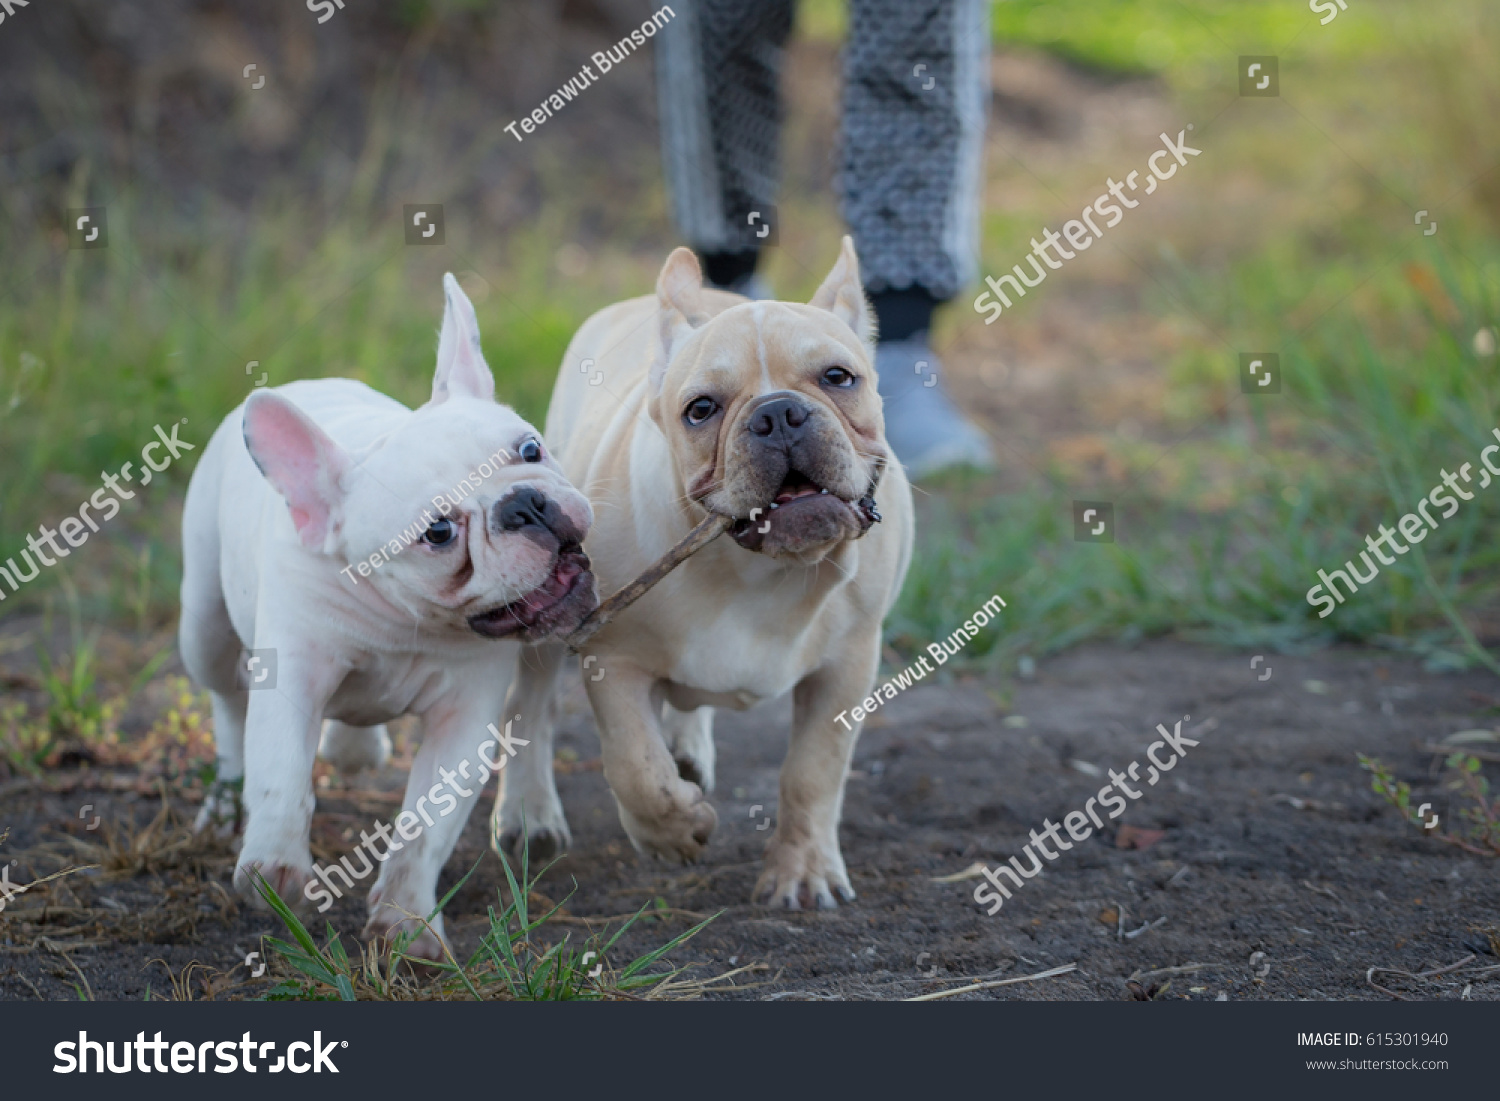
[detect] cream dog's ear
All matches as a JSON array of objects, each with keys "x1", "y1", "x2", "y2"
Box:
[
  {"x1": 809, "y1": 236, "x2": 874, "y2": 350},
  {"x1": 650, "y1": 247, "x2": 710, "y2": 394},
  {"x1": 242, "y1": 390, "x2": 351, "y2": 553},
  {"x1": 432, "y1": 272, "x2": 497, "y2": 404}
]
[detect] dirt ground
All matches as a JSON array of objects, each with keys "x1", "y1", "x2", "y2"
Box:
[{"x1": 2, "y1": 636, "x2": 1497, "y2": 1001}]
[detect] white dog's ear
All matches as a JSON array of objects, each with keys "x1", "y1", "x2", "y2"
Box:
[
  {"x1": 242, "y1": 390, "x2": 351, "y2": 552},
  {"x1": 809, "y1": 236, "x2": 874, "y2": 349},
  {"x1": 650, "y1": 247, "x2": 709, "y2": 394},
  {"x1": 432, "y1": 272, "x2": 496, "y2": 404}
]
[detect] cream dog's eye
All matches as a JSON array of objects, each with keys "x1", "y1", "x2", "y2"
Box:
[
  {"x1": 519, "y1": 438, "x2": 544, "y2": 463},
  {"x1": 684, "y1": 397, "x2": 719, "y2": 425},
  {"x1": 822, "y1": 366, "x2": 856, "y2": 388},
  {"x1": 422, "y1": 518, "x2": 457, "y2": 546}
]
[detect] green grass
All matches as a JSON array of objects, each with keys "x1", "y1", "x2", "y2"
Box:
[
  {"x1": 801, "y1": 0, "x2": 1381, "y2": 70},
  {"x1": 895, "y1": 233, "x2": 1500, "y2": 672},
  {"x1": 0, "y1": 192, "x2": 600, "y2": 624},
  {"x1": 253, "y1": 840, "x2": 718, "y2": 1001}
]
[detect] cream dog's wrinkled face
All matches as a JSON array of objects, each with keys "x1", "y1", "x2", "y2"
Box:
[
  {"x1": 647, "y1": 237, "x2": 890, "y2": 561},
  {"x1": 242, "y1": 274, "x2": 597, "y2": 641}
]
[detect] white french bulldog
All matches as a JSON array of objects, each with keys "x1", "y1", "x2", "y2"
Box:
[{"x1": 178, "y1": 274, "x2": 597, "y2": 958}]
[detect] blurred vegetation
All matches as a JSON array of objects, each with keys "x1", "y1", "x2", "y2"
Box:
[{"x1": 1, "y1": 0, "x2": 1498, "y2": 680}]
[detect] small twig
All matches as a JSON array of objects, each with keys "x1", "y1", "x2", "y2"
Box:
[
  {"x1": 548, "y1": 907, "x2": 710, "y2": 925},
  {"x1": 1129, "y1": 962, "x2": 1206, "y2": 982},
  {"x1": 565, "y1": 514, "x2": 731, "y2": 651},
  {"x1": 1367, "y1": 954, "x2": 1478, "y2": 1000},
  {"x1": 43, "y1": 941, "x2": 94, "y2": 1001},
  {"x1": 1125, "y1": 915, "x2": 1169, "y2": 940},
  {"x1": 1366, "y1": 974, "x2": 1414, "y2": 1001},
  {"x1": 1370, "y1": 954, "x2": 1476, "y2": 983},
  {"x1": 905, "y1": 962, "x2": 1077, "y2": 1002}
]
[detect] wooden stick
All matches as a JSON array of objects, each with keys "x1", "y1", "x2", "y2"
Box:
[
  {"x1": 564, "y1": 514, "x2": 732, "y2": 652},
  {"x1": 904, "y1": 962, "x2": 1077, "y2": 1001}
]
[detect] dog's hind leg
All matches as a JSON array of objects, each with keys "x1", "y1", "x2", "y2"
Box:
[
  {"x1": 318, "y1": 721, "x2": 392, "y2": 773},
  {"x1": 661, "y1": 704, "x2": 716, "y2": 795},
  {"x1": 492, "y1": 640, "x2": 572, "y2": 863}
]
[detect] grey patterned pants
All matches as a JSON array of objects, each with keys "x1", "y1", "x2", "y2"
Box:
[{"x1": 655, "y1": 0, "x2": 990, "y2": 300}]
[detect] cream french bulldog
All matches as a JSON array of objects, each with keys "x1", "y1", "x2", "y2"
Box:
[
  {"x1": 178, "y1": 274, "x2": 597, "y2": 957},
  {"x1": 494, "y1": 239, "x2": 914, "y2": 909}
]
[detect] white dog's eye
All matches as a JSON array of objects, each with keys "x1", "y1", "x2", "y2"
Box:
[
  {"x1": 821, "y1": 366, "x2": 856, "y2": 388},
  {"x1": 422, "y1": 518, "x2": 457, "y2": 546},
  {"x1": 684, "y1": 396, "x2": 719, "y2": 425},
  {"x1": 519, "y1": 438, "x2": 544, "y2": 463}
]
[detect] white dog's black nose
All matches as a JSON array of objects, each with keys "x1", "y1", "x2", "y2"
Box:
[
  {"x1": 747, "y1": 394, "x2": 810, "y2": 443},
  {"x1": 492, "y1": 486, "x2": 586, "y2": 546},
  {"x1": 495, "y1": 486, "x2": 552, "y2": 532}
]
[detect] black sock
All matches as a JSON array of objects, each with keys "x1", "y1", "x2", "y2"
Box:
[
  {"x1": 699, "y1": 249, "x2": 760, "y2": 289},
  {"x1": 870, "y1": 287, "x2": 942, "y2": 343}
]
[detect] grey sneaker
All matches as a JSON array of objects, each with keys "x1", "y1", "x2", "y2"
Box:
[{"x1": 875, "y1": 337, "x2": 995, "y2": 479}]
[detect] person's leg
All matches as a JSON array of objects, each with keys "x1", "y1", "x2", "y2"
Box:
[
  {"x1": 843, "y1": 0, "x2": 994, "y2": 477},
  {"x1": 656, "y1": 0, "x2": 796, "y2": 294}
]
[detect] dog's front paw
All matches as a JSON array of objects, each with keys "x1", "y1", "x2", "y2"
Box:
[
  {"x1": 364, "y1": 896, "x2": 446, "y2": 963},
  {"x1": 493, "y1": 794, "x2": 572, "y2": 866},
  {"x1": 234, "y1": 858, "x2": 313, "y2": 910},
  {"x1": 754, "y1": 834, "x2": 855, "y2": 911},
  {"x1": 617, "y1": 780, "x2": 717, "y2": 863}
]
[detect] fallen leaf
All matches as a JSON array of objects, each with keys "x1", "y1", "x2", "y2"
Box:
[
  {"x1": 1116, "y1": 824, "x2": 1167, "y2": 851},
  {"x1": 1098, "y1": 907, "x2": 1119, "y2": 926}
]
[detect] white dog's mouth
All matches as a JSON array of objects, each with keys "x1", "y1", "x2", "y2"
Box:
[{"x1": 466, "y1": 544, "x2": 597, "y2": 639}]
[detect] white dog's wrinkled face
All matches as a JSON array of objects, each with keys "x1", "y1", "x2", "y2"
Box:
[
  {"x1": 243, "y1": 273, "x2": 597, "y2": 640},
  {"x1": 648, "y1": 238, "x2": 889, "y2": 562}
]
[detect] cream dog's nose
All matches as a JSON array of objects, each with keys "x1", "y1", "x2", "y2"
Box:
[{"x1": 747, "y1": 394, "x2": 810, "y2": 442}]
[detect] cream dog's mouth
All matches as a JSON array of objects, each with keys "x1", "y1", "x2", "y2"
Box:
[
  {"x1": 728, "y1": 469, "x2": 878, "y2": 552},
  {"x1": 467, "y1": 544, "x2": 597, "y2": 639}
]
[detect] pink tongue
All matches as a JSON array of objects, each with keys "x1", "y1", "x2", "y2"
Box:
[
  {"x1": 775, "y1": 484, "x2": 819, "y2": 505},
  {"x1": 515, "y1": 556, "x2": 581, "y2": 624}
]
